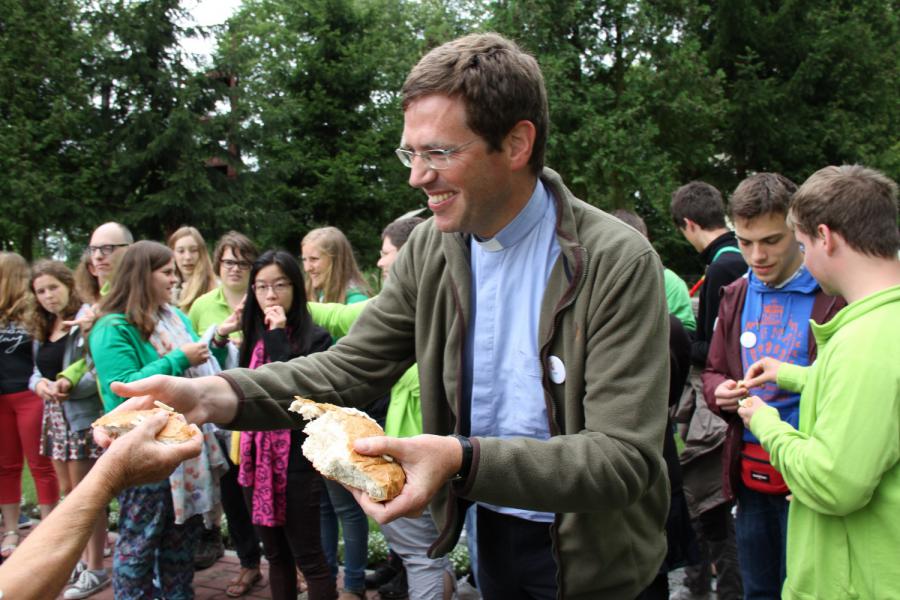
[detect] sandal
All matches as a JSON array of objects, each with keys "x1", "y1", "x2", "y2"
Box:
[
  {"x1": 225, "y1": 567, "x2": 263, "y2": 598},
  {"x1": 1, "y1": 530, "x2": 18, "y2": 558}
]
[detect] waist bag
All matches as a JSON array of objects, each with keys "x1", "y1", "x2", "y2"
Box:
[{"x1": 741, "y1": 442, "x2": 789, "y2": 495}]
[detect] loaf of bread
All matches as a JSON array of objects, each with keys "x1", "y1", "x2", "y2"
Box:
[
  {"x1": 288, "y1": 397, "x2": 405, "y2": 502},
  {"x1": 92, "y1": 407, "x2": 197, "y2": 444}
]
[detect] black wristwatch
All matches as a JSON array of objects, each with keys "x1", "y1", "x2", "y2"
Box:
[{"x1": 450, "y1": 434, "x2": 473, "y2": 483}]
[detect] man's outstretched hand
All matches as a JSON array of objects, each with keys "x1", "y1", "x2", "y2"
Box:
[{"x1": 346, "y1": 434, "x2": 463, "y2": 524}]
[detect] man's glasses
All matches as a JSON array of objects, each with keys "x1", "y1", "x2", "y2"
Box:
[
  {"x1": 252, "y1": 282, "x2": 292, "y2": 295},
  {"x1": 87, "y1": 243, "x2": 129, "y2": 257},
  {"x1": 394, "y1": 140, "x2": 477, "y2": 170},
  {"x1": 221, "y1": 259, "x2": 251, "y2": 271}
]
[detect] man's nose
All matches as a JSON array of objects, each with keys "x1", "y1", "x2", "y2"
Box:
[{"x1": 408, "y1": 158, "x2": 437, "y2": 189}]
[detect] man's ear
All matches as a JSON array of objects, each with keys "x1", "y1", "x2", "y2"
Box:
[
  {"x1": 504, "y1": 120, "x2": 536, "y2": 171},
  {"x1": 818, "y1": 224, "x2": 838, "y2": 255},
  {"x1": 682, "y1": 217, "x2": 697, "y2": 232}
]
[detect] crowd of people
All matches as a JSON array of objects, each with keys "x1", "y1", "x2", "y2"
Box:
[{"x1": 1, "y1": 32, "x2": 898, "y2": 600}]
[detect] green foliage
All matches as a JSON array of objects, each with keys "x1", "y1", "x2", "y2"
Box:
[{"x1": 0, "y1": 0, "x2": 895, "y2": 271}]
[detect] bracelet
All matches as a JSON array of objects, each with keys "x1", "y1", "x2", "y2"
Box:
[
  {"x1": 212, "y1": 329, "x2": 229, "y2": 347},
  {"x1": 450, "y1": 434, "x2": 473, "y2": 483}
]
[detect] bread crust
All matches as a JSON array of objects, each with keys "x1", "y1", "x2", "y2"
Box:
[
  {"x1": 289, "y1": 397, "x2": 405, "y2": 501},
  {"x1": 92, "y1": 409, "x2": 196, "y2": 444}
]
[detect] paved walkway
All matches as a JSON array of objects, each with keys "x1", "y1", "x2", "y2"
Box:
[{"x1": 49, "y1": 548, "x2": 381, "y2": 599}]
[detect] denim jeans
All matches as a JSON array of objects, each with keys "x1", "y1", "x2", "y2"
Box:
[
  {"x1": 320, "y1": 478, "x2": 369, "y2": 593},
  {"x1": 735, "y1": 482, "x2": 789, "y2": 599}
]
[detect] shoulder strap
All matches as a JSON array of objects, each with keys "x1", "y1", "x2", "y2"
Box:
[{"x1": 712, "y1": 245, "x2": 742, "y2": 263}]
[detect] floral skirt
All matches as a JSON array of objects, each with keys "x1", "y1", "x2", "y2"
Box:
[{"x1": 40, "y1": 399, "x2": 102, "y2": 461}]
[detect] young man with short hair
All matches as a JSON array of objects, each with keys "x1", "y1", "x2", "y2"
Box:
[
  {"x1": 670, "y1": 181, "x2": 746, "y2": 600},
  {"x1": 702, "y1": 173, "x2": 845, "y2": 599},
  {"x1": 739, "y1": 165, "x2": 900, "y2": 599}
]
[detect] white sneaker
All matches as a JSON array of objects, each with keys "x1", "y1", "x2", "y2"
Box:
[
  {"x1": 64, "y1": 569, "x2": 110, "y2": 599},
  {"x1": 68, "y1": 561, "x2": 87, "y2": 585}
]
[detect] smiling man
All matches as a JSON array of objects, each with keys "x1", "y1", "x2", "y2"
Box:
[
  {"x1": 109, "y1": 33, "x2": 670, "y2": 600},
  {"x1": 701, "y1": 173, "x2": 844, "y2": 599}
]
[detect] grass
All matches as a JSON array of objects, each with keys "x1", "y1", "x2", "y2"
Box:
[{"x1": 21, "y1": 464, "x2": 37, "y2": 508}]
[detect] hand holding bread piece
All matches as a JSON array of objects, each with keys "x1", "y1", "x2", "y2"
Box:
[
  {"x1": 92, "y1": 401, "x2": 198, "y2": 444},
  {"x1": 289, "y1": 397, "x2": 405, "y2": 502}
]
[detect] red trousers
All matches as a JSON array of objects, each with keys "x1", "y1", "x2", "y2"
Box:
[{"x1": 0, "y1": 390, "x2": 58, "y2": 505}]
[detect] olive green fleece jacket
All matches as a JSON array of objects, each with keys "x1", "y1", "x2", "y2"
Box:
[{"x1": 221, "y1": 168, "x2": 671, "y2": 599}]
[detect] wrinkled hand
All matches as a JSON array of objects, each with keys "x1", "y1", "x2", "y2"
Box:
[
  {"x1": 743, "y1": 357, "x2": 783, "y2": 389},
  {"x1": 104, "y1": 374, "x2": 238, "y2": 431},
  {"x1": 714, "y1": 379, "x2": 749, "y2": 413},
  {"x1": 180, "y1": 341, "x2": 210, "y2": 366},
  {"x1": 737, "y1": 395, "x2": 767, "y2": 429},
  {"x1": 264, "y1": 305, "x2": 287, "y2": 330},
  {"x1": 62, "y1": 305, "x2": 97, "y2": 336},
  {"x1": 345, "y1": 434, "x2": 462, "y2": 525},
  {"x1": 97, "y1": 410, "x2": 202, "y2": 494}
]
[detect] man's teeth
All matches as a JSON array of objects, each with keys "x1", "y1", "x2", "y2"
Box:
[{"x1": 429, "y1": 192, "x2": 453, "y2": 203}]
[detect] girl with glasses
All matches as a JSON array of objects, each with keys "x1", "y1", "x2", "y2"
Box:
[{"x1": 217, "y1": 250, "x2": 336, "y2": 600}]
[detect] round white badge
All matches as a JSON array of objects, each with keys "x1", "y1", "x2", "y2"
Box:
[
  {"x1": 740, "y1": 331, "x2": 757, "y2": 348},
  {"x1": 548, "y1": 355, "x2": 566, "y2": 384}
]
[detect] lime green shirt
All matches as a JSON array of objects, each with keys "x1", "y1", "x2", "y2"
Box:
[
  {"x1": 307, "y1": 300, "x2": 421, "y2": 438},
  {"x1": 664, "y1": 268, "x2": 697, "y2": 331}
]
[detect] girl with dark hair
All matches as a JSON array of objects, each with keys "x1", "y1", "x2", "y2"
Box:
[
  {"x1": 28, "y1": 260, "x2": 108, "y2": 598},
  {"x1": 216, "y1": 249, "x2": 336, "y2": 600},
  {"x1": 90, "y1": 241, "x2": 227, "y2": 599},
  {"x1": 0, "y1": 253, "x2": 58, "y2": 560}
]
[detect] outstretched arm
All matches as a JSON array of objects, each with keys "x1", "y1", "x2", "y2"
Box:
[{"x1": 0, "y1": 412, "x2": 201, "y2": 600}]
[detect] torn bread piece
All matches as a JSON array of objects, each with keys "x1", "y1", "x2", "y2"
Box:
[
  {"x1": 288, "y1": 397, "x2": 405, "y2": 502},
  {"x1": 92, "y1": 408, "x2": 197, "y2": 444}
]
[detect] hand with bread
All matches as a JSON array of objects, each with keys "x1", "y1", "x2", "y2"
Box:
[
  {"x1": 95, "y1": 409, "x2": 202, "y2": 493},
  {"x1": 743, "y1": 356, "x2": 783, "y2": 389},
  {"x1": 714, "y1": 379, "x2": 749, "y2": 413},
  {"x1": 737, "y1": 395, "x2": 771, "y2": 429},
  {"x1": 347, "y1": 434, "x2": 463, "y2": 525}
]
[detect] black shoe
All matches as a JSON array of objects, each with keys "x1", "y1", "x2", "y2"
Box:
[
  {"x1": 378, "y1": 568, "x2": 408, "y2": 600},
  {"x1": 193, "y1": 529, "x2": 225, "y2": 570},
  {"x1": 365, "y1": 558, "x2": 400, "y2": 589}
]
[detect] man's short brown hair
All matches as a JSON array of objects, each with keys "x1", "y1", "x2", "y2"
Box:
[
  {"x1": 670, "y1": 181, "x2": 727, "y2": 230},
  {"x1": 728, "y1": 173, "x2": 798, "y2": 223},
  {"x1": 401, "y1": 33, "x2": 549, "y2": 175},
  {"x1": 789, "y1": 165, "x2": 899, "y2": 259}
]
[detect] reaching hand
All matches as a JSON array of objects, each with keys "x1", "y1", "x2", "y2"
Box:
[
  {"x1": 98, "y1": 410, "x2": 202, "y2": 494},
  {"x1": 743, "y1": 357, "x2": 783, "y2": 389},
  {"x1": 263, "y1": 305, "x2": 287, "y2": 330},
  {"x1": 714, "y1": 379, "x2": 749, "y2": 413},
  {"x1": 180, "y1": 341, "x2": 210, "y2": 366},
  {"x1": 345, "y1": 434, "x2": 462, "y2": 525},
  {"x1": 104, "y1": 374, "x2": 239, "y2": 431}
]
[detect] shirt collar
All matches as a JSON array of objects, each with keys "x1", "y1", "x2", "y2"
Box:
[{"x1": 473, "y1": 180, "x2": 549, "y2": 253}]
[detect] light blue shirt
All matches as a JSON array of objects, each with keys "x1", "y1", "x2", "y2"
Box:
[{"x1": 466, "y1": 180, "x2": 560, "y2": 523}]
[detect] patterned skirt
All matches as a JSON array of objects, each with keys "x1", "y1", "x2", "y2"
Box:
[{"x1": 40, "y1": 399, "x2": 102, "y2": 461}]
